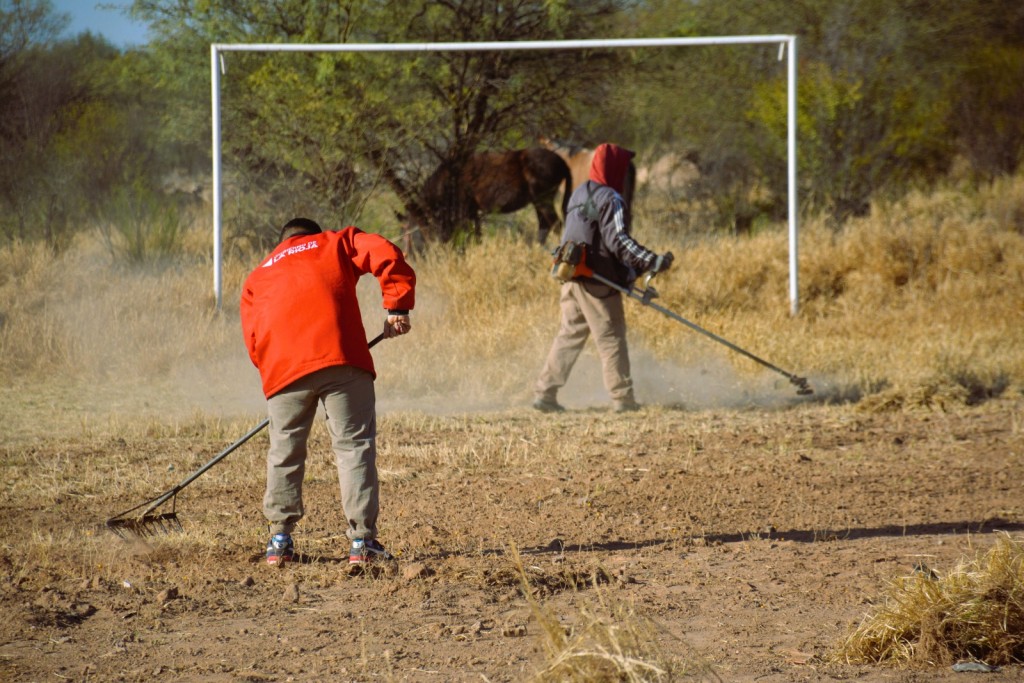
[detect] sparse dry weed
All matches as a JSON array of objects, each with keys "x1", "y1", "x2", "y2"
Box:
[{"x1": 509, "y1": 545, "x2": 716, "y2": 682}]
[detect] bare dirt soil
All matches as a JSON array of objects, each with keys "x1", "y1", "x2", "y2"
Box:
[{"x1": 2, "y1": 399, "x2": 1023, "y2": 682}]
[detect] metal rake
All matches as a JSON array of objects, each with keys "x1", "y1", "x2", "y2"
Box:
[
  {"x1": 106, "y1": 333, "x2": 385, "y2": 537},
  {"x1": 105, "y1": 418, "x2": 269, "y2": 537}
]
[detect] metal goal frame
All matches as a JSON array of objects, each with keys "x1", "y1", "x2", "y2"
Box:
[{"x1": 211, "y1": 36, "x2": 800, "y2": 313}]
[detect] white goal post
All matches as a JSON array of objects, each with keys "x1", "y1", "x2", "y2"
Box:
[{"x1": 211, "y1": 36, "x2": 799, "y2": 313}]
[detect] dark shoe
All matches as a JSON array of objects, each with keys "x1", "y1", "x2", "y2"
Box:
[
  {"x1": 349, "y1": 538, "x2": 393, "y2": 565},
  {"x1": 532, "y1": 397, "x2": 565, "y2": 413},
  {"x1": 614, "y1": 399, "x2": 641, "y2": 413},
  {"x1": 266, "y1": 533, "x2": 294, "y2": 565}
]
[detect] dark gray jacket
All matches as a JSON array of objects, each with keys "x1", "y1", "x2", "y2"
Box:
[{"x1": 561, "y1": 180, "x2": 657, "y2": 288}]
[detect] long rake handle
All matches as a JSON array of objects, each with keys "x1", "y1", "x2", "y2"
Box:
[
  {"x1": 587, "y1": 272, "x2": 812, "y2": 393},
  {"x1": 110, "y1": 332, "x2": 387, "y2": 522},
  {"x1": 137, "y1": 418, "x2": 270, "y2": 517}
]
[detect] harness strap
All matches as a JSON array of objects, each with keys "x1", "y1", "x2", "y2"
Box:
[{"x1": 565, "y1": 183, "x2": 600, "y2": 222}]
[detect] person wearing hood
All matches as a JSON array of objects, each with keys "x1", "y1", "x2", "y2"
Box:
[{"x1": 533, "y1": 143, "x2": 673, "y2": 413}]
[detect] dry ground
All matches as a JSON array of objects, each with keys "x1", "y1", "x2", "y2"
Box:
[
  {"x1": 3, "y1": 149, "x2": 1023, "y2": 683},
  {"x1": 2, "y1": 397, "x2": 1023, "y2": 682}
]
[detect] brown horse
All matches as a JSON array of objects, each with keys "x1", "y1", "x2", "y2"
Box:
[
  {"x1": 538, "y1": 136, "x2": 592, "y2": 194},
  {"x1": 538, "y1": 136, "x2": 636, "y2": 208},
  {"x1": 409, "y1": 147, "x2": 572, "y2": 245}
]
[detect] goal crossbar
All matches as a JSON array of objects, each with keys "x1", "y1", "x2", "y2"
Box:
[{"x1": 211, "y1": 35, "x2": 799, "y2": 313}]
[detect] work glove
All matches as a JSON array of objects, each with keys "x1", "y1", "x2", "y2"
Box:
[{"x1": 651, "y1": 251, "x2": 674, "y2": 275}]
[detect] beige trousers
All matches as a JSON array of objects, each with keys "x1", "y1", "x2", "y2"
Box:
[
  {"x1": 264, "y1": 364, "x2": 379, "y2": 540},
  {"x1": 534, "y1": 280, "x2": 634, "y2": 404}
]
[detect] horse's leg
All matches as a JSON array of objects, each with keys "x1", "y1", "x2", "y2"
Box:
[{"x1": 534, "y1": 200, "x2": 559, "y2": 244}]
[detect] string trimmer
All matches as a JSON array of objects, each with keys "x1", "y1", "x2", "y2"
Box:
[
  {"x1": 551, "y1": 242, "x2": 813, "y2": 396},
  {"x1": 105, "y1": 332, "x2": 385, "y2": 537}
]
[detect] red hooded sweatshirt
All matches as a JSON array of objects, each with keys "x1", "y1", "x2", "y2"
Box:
[
  {"x1": 240, "y1": 227, "x2": 416, "y2": 398},
  {"x1": 589, "y1": 143, "x2": 635, "y2": 194}
]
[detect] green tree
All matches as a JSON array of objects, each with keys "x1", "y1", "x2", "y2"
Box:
[
  {"x1": 0, "y1": 1, "x2": 182, "y2": 252},
  {"x1": 616, "y1": 0, "x2": 1022, "y2": 227},
  {"x1": 0, "y1": 0, "x2": 68, "y2": 246},
  {"x1": 0, "y1": 12, "x2": 127, "y2": 248},
  {"x1": 131, "y1": 0, "x2": 632, "y2": 246}
]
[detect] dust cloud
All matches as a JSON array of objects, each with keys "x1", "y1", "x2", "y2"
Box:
[
  {"x1": 34, "y1": 249, "x2": 813, "y2": 439},
  {"x1": 369, "y1": 315, "x2": 813, "y2": 415},
  {"x1": 534, "y1": 345, "x2": 812, "y2": 413}
]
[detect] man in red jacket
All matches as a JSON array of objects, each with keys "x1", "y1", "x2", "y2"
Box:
[{"x1": 241, "y1": 217, "x2": 416, "y2": 566}]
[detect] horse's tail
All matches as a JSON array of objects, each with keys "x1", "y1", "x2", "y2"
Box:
[{"x1": 558, "y1": 156, "x2": 572, "y2": 225}]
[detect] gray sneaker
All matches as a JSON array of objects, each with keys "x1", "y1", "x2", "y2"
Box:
[
  {"x1": 532, "y1": 397, "x2": 565, "y2": 413},
  {"x1": 614, "y1": 399, "x2": 641, "y2": 413}
]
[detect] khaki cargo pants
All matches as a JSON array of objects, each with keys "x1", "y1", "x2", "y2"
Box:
[
  {"x1": 534, "y1": 279, "x2": 635, "y2": 405},
  {"x1": 264, "y1": 364, "x2": 379, "y2": 540}
]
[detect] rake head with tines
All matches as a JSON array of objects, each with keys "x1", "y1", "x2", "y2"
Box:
[
  {"x1": 107, "y1": 512, "x2": 184, "y2": 538},
  {"x1": 104, "y1": 418, "x2": 269, "y2": 537},
  {"x1": 106, "y1": 496, "x2": 185, "y2": 538}
]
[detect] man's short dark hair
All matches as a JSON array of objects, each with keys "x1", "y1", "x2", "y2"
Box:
[{"x1": 280, "y1": 217, "x2": 323, "y2": 241}]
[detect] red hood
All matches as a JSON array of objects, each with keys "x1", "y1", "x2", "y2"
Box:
[{"x1": 589, "y1": 143, "x2": 635, "y2": 194}]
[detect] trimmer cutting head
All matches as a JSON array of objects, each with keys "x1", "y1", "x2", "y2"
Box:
[{"x1": 791, "y1": 376, "x2": 814, "y2": 396}]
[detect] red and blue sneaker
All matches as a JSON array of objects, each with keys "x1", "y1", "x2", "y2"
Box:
[
  {"x1": 266, "y1": 533, "x2": 294, "y2": 565},
  {"x1": 349, "y1": 538, "x2": 392, "y2": 565}
]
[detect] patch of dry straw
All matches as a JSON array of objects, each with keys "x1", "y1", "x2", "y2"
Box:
[{"x1": 840, "y1": 532, "x2": 1024, "y2": 667}]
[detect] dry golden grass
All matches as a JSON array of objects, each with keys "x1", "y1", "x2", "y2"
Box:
[
  {"x1": 840, "y1": 532, "x2": 1024, "y2": 667},
  {"x1": 633, "y1": 176, "x2": 1024, "y2": 407},
  {"x1": 1, "y1": 172, "x2": 1022, "y2": 436},
  {"x1": 529, "y1": 594, "x2": 687, "y2": 682},
  {"x1": 397, "y1": 174, "x2": 1024, "y2": 414}
]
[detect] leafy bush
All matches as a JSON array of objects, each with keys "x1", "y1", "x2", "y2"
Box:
[{"x1": 97, "y1": 186, "x2": 187, "y2": 264}]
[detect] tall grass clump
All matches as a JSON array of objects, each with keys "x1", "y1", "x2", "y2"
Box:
[
  {"x1": 0, "y1": 239, "x2": 77, "y2": 377},
  {"x1": 96, "y1": 186, "x2": 193, "y2": 264},
  {"x1": 629, "y1": 173, "x2": 1024, "y2": 406},
  {"x1": 840, "y1": 533, "x2": 1024, "y2": 667},
  {"x1": 530, "y1": 597, "x2": 692, "y2": 683}
]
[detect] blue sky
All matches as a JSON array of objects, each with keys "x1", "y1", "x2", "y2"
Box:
[{"x1": 51, "y1": 0, "x2": 150, "y2": 48}]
